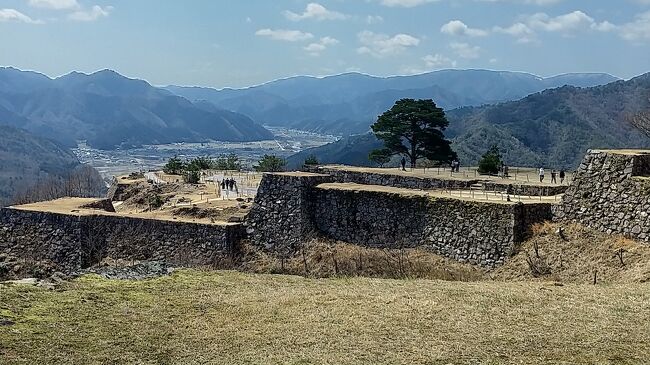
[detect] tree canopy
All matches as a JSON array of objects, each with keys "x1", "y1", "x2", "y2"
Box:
[
  {"x1": 368, "y1": 149, "x2": 392, "y2": 167},
  {"x1": 370, "y1": 98, "x2": 456, "y2": 168},
  {"x1": 477, "y1": 145, "x2": 502, "y2": 175},
  {"x1": 255, "y1": 155, "x2": 287, "y2": 172}
]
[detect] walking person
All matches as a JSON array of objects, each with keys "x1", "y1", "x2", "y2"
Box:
[
  {"x1": 539, "y1": 167, "x2": 545, "y2": 183},
  {"x1": 401, "y1": 157, "x2": 406, "y2": 171},
  {"x1": 551, "y1": 169, "x2": 557, "y2": 184},
  {"x1": 560, "y1": 169, "x2": 566, "y2": 184}
]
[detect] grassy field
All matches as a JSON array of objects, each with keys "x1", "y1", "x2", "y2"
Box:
[{"x1": 1, "y1": 270, "x2": 649, "y2": 365}]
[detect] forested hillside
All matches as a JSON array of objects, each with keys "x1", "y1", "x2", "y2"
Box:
[
  {"x1": 168, "y1": 69, "x2": 617, "y2": 136},
  {"x1": 289, "y1": 74, "x2": 650, "y2": 169},
  {"x1": 0, "y1": 126, "x2": 93, "y2": 205},
  {"x1": 0, "y1": 68, "x2": 273, "y2": 150}
]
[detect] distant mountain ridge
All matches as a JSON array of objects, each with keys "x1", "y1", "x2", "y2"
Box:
[
  {"x1": 288, "y1": 73, "x2": 650, "y2": 169},
  {"x1": 166, "y1": 69, "x2": 619, "y2": 136},
  {"x1": 0, "y1": 67, "x2": 273, "y2": 149}
]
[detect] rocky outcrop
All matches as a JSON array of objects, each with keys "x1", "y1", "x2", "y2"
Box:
[
  {"x1": 553, "y1": 150, "x2": 650, "y2": 241},
  {"x1": 80, "y1": 198, "x2": 115, "y2": 212}
]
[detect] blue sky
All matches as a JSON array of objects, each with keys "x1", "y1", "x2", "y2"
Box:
[{"x1": 1, "y1": 0, "x2": 649, "y2": 88}]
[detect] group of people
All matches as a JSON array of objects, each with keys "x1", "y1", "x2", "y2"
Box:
[
  {"x1": 220, "y1": 178, "x2": 238, "y2": 194},
  {"x1": 450, "y1": 159, "x2": 461, "y2": 172},
  {"x1": 538, "y1": 168, "x2": 566, "y2": 184}
]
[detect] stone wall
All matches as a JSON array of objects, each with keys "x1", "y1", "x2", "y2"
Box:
[
  {"x1": 246, "y1": 173, "x2": 552, "y2": 267},
  {"x1": 308, "y1": 166, "x2": 476, "y2": 190},
  {"x1": 307, "y1": 166, "x2": 566, "y2": 196},
  {"x1": 482, "y1": 182, "x2": 567, "y2": 197},
  {"x1": 245, "y1": 172, "x2": 332, "y2": 255},
  {"x1": 0, "y1": 208, "x2": 244, "y2": 276},
  {"x1": 313, "y1": 186, "x2": 551, "y2": 267},
  {"x1": 553, "y1": 150, "x2": 650, "y2": 241}
]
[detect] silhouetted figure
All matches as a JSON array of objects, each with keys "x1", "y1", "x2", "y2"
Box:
[
  {"x1": 506, "y1": 184, "x2": 514, "y2": 202},
  {"x1": 551, "y1": 169, "x2": 557, "y2": 184},
  {"x1": 504, "y1": 165, "x2": 509, "y2": 178},
  {"x1": 539, "y1": 167, "x2": 545, "y2": 183},
  {"x1": 401, "y1": 157, "x2": 406, "y2": 171},
  {"x1": 456, "y1": 159, "x2": 461, "y2": 172},
  {"x1": 560, "y1": 169, "x2": 566, "y2": 184},
  {"x1": 221, "y1": 180, "x2": 226, "y2": 190}
]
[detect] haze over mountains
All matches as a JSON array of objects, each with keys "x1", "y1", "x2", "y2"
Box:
[
  {"x1": 1, "y1": 65, "x2": 648, "y2": 177},
  {"x1": 289, "y1": 73, "x2": 650, "y2": 169},
  {"x1": 0, "y1": 67, "x2": 273, "y2": 150},
  {"x1": 167, "y1": 69, "x2": 619, "y2": 136}
]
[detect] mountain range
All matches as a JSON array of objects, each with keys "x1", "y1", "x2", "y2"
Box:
[
  {"x1": 166, "y1": 69, "x2": 619, "y2": 136},
  {"x1": 289, "y1": 73, "x2": 650, "y2": 169},
  {"x1": 0, "y1": 67, "x2": 273, "y2": 149}
]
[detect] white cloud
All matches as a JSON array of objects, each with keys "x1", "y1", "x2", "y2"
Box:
[
  {"x1": 441, "y1": 20, "x2": 488, "y2": 37},
  {"x1": 619, "y1": 11, "x2": 650, "y2": 41},
  {"x1": 477, "y1": 0, "x2": 563, "y2": 5},
  {"x1": 304, "y1": 36, "x2": 339, "y2": 56},
  {"x1": 494, "y1": 10, "x2": 615, "y2": 44},
  {"x1": 493, "y1": 22, "x2": 536, "y2": 43},
  {"x1": 450, "y1": 42, "x2": 481, "y2": 59},
  {"x1": 422, "y1": 53, "x2": 457, "y2": 68},
  {"x1": 366, "y1": 15, "x2": 384, "y2": 24},
  {"x1": 526, "y1": 11, "x2": 589, "y2": 32},
  {"x1": 380, "y1": 0, "x2": 439, "y2": 8},
  {"x1": 27, "y1": 0, "x2": 79, "y2": 10},
  {"x1": 284, "y1": 3, "x2": 347, "y2": 21},
  {"x1": 68, "y1": 5, "x2": 112, "y2": 21},
  {"x1": 255, "y1": 28, "x2": 314, "y2": 42},
  {"x1": 357, "y1": 30, "x2": 420, "y2": 57},
  {"x1": 0, "y1": 8, "x2": 42, "y2": 23}
]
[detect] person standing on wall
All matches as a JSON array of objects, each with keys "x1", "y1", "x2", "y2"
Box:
[
  {"x1": 551, "y1": 169, "x2": 557, "y2": 184},
  {"x1": 539, "y1": 167, "x2": 545, "y2": 183},
  {"x1": 560, "y1": 169, "x2": 566, "y2": 184},
  {"x1": 401, "y1": 157, "x2": 407, "y2": 171}
]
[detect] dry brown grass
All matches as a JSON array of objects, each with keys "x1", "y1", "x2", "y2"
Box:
[
  {"x1": 493, "y1": 223, "x2": 650, "y2": 283},
  {"x1": 238, "y1": 238, "x2": 484, "y2": 282},
  {"x1": 1, "y1": 270, "x2": 649, "y2": 364}
]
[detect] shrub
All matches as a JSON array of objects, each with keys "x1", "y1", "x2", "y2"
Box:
[{"x1": 477, "y1": 145, "x2": 502, "y2": 175}]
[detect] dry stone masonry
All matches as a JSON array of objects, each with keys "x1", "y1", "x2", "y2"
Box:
[
  {"x1": 306, "y1": 166, "x2": 567, "y2": 196},
  {"x1": 245, "y1": 172, "x2": 333, "y2": 255},
  {"x1": 248, "y1": 173, "x2": 552, "y2": 267},
  {"x1": 553, "y1": 150, "x2": 650, "y2": 241},
  {"x1": 0, "y1": 206, "x2": 244, "y2": 276},
  {"x1": 4, "y1": 149, "x2": 648, "y2": 278},
  {"x1": 314, "y1": 185, "x2": 551, "y2": 267}
]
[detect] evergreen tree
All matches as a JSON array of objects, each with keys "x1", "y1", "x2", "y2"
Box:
[
  {"x1": 163, "y1": 156, "x2": 185, "y2": 175},
  {"x1": 370, "y1": 98, "x2": 456, "y2": 168},
  {"x1": 255, "y1": 155, "x2": 287, "y2": 172},
  {"x1": 477, "y1": 145, "x2": 502, "y2": 175},
  {"x1": 368, "y1": 149, "x2": 392, "y2": 167}
]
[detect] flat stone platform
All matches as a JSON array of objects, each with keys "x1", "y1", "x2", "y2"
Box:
[
  {"x1": 307, "y1": 165, "x2": 569, "y2": 196},
  {"x1": 12, "y1": 198, "x2": 237, "y2": 226},
  {"x1": 316, "y1": 183, "x2": 562, "y2": 205}
]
